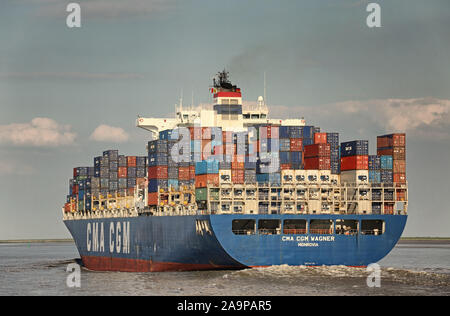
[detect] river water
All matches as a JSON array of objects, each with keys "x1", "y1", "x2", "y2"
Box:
[{"x1": 0, "y1": 241, "x2": 449, "y2": 296}]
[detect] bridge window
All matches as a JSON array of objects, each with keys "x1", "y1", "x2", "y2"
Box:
[
  {"x1": 309, "y1": 219, "x2": 333, "y2": 235},
  {"x1": 361, "y1": 220, "x2": 385, "y2": 235},
  {"x1": 232, "y1": 219, "x2": 255, "y2": 235},
  {"x1": 283, "y1": 219, "x2": 307, "y2": 234},
  {"x1": 258, "y1": 219, "x2": 281, "y2": 235},
  {"x1": 335, "y1": 219, "x2": 358, "y2": 236}
]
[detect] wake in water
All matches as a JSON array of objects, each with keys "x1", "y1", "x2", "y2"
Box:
[{"x1": 222, "y1": 265, "x2": 450, "y2": 291}]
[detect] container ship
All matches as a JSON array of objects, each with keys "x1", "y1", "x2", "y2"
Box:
[{"x1": 62, "y1": 70, "x2": 408, "y2": 272}]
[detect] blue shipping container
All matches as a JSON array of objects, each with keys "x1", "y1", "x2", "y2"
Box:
[
  {"x1": 369, "y1": 170, "x2": 381, "y2": 183},
  {"x1": 340, "y1": 140, "x2": 369, "y2": 157},
  {"x1": 148, "y1": 179, "x2": 168, "y2": 192},
  {"x1": 380, "y1": 155, "x2": 393, "y2": 170},
  {"x1": 195, "y1": 160, "x2": 219, "y2": 175}
]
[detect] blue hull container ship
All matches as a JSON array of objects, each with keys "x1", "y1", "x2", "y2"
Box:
[{"x1": 63, "y1": 71, "x2": 408, "y2": 272}]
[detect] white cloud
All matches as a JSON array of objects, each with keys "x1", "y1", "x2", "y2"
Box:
[
  {"x1": 90, "y1": 124, "x2": 129, "y2": 142},
  {"x1": 270, "y1": 98, "x2": 450, "y2": 140},
  {"x1": 0, "y1": 117, "x2": 76, "y2": 147}
]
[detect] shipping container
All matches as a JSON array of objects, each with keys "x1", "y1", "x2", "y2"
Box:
[
  {"x1": 279, "y1": 138, "x2": 291, "y2": 151},
  {"x1": 304, "y1": 143, "x2": 331, "y2": 158},
  {"x1": 380, "y1": 155, "x2": 393, "y2": 170},
  {"x1": 377, "y1": 133, "x2": 406, "y2": 148},
  {"x1": 195, "y1": 188, "x2": 208, "y2": 201},
  {"x1": 127, "y1": 166, "x2": 137, "y2": 178},
  {"x1": 195, "y1": 174, "x2": 219, "y2": 187},
  {"x1": 302, "y1": 126, "x2": 315, "y2": 139},
  {"x1": 340, "y1": 170, "x2": 369, "y2": 184},
  {"x1": 377, "y1": 147, "x2": 406, "y2": 160},
  {"x1": 195, "y1": 160, "x2": 219, "y2": 175},
  {"x1": 168, "y1": 167, "x2": 179, "y2": 179},
  {"x1": 340, "y1": 155, "x2": 369, "y2": 171},
  {"x1": 244, "y1": 169, "x2": 257, "y2": 184},
  {"x1": 314, "y1": 132, "x2": 327, "y2": 144},
  {"x1": 393, "y1": 160, "x2": 406, "y2": 173},
  {"x1": 159, "y1": 129, "x2": 179, "y2": 141},
  {"x1": 148, "y1": 166, "x2": 168, "y2": 179},
  {"x1": 340, "y1": 140, "x2": 369, "y2": 157},
  {"x1": 380, "y1": 170, "x2": 393, "y2": 183},
  {"x1": 118, "y1": 155, "x2": 127, "y2": 167},
  {"x1": 369, "y1": 170, "x2": 381, "y2": 183},
  {"x1": 148, "y1": 152, "x2": 168, "y2": 166},
  {"x1": 368, "y1": 155, "x2": 381, "y2": 170},
  {"x1": 288, "y1": 126, "x2": 303, "y2": 138},
  {"x1": 393, "y1": 173, "x2": 406, "y2": 184},
  {"x1": 304, "y1": 157, "x2": 331, "y2": 170},
  {"x1": 279, "y1": 126, "x2": 290, "y2": 139},
  {"x1": 127, "y1": 156, "x2": 137, "y2": 167},
  {"x1": 148, "y1": 179, "x2": 168, "y2": 192},
  {"x1": 231, "y1": 169, "x2": 245, "y2": 184},
  {"x1": 118, "y1": 166, "x2": 127, "y2": 178},
  {"x1": 103, "y1": 150, "x2": 119, "y2": 161},
  {"x1": 148, "y1": 192, "x2": 159, "y2": 206}
]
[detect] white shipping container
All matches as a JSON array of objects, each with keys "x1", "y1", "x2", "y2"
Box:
[
  {"x1": 281, "y1": 170, "x2": 295, "y2": 184},
  {"x1": 319, "y1": 170, "x2": 331, "y2": 183},
  {"x1": 219, "y1": 170, "x2": 232, "y2": 184},
  {"x1": 294, "y1": 170, "x2": 306, "y2": 183},
  {"x1": 340, "y1": 170, "x2": 369, "y2": 185},
  {"x1": 358, "y1": 200, "x2": 372, "y2": 214},
  {"x1": 306, "y1": 170, "x2": 319, "y2": 183}
]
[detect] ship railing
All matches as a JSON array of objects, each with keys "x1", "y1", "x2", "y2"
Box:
[
  {"x1": 283, "y1": 229, "x2": 307, "y2": 235},
  {"x1": 232, "y1": 229, "x2": 256, "y2": 235},
  {"x1": 309, "y1": 229, "x2": 333, "y2": 235}
]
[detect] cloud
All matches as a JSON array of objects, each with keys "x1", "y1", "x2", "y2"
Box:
[
  {"x1": 0, "y1": 118, "x2": 77, "y2": 147},
  {"x1": 90, "y1": 124, "x2": 129, "y2": 142},
  {"x1": 270, "y1": 97, "x2": 450, "y2": 140},
  {"x1": 31, "y1": 0, "x2": 175, "y2": 18}
]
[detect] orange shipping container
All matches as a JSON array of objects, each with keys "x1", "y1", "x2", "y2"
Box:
[
  {"x1": 127, "y1": 156, "x2": 137, "y2": 167},
  {"x1": 148, "y1": 192, "x2": 159, "y2": 206},
  {"x1": 377, "y1": 147, "x2": 405, "y2": 160},
  {"x1": 290, "y1": 138, "x2": 303, "y2": 151},
  {"x1": 195, "y1": 174, "x2": 219, "y2": 188},
  {"x1": 314, "y1": 132, "x2": 327, "y2": 144},
  {"x1": 118, "y1": 166, "x2": 127, "y2": 178},
  {"x1": 280, "y1": 163, "x2": 291, "y2": 170},
  {"x1": 393, "y1": 160, "x2": 406, "y2": 173},
  {"x1": 189, "y1": 166, "x2": 196, "y2": 180},
  {"x1": 231, "y1": 169, "x2": 245, "y2": 184},
  {"x1": 189, "y1": 126, "x2": 202, "y2": 140},
  {"x1": 393, "y1": 173, "x2": 406, "y2": 184},
  {"x1": 178, "y1": 166, "x2": 190, "y2": 181}
]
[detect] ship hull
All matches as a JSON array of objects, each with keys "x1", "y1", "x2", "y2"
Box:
[{"x1": 64, "y1": 214, "x2": 407, "y2": 272}]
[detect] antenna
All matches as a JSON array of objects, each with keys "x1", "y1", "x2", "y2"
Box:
[
  {"x1": 179, "y1": 88, "x2": 183, "y2": 112},
  {"x1": 264, "y1": 71, "x2": 267, "y2": 107}
]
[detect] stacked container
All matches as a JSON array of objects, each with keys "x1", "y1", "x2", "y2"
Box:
[
  {"x1": 303, "y1": 143, "x2": 331, "y2": 170},
  {"x1": 377, "y1": 133, "x2": 406, "y2": 184},
  {"x1": 340, "y1": 140, "x2": 369, "y2": 184},
  {"x1": 326, "y1": 132, "x2": 340, "y2": 174}
]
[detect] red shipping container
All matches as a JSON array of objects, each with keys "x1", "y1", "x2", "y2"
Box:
[
  {"x1": 304, "y1": 143, "x2": 331, "y2": 158},
  {"x1": 189, "y1": 166, "x2": 196, "y2": 180},
  {"x1": 148, "y1": 192, "x2": 159, "y2": 206},
  {"x1": 195, "y1": 174, "x2": 219, "y2": 188},
  {"x1": 289, "y1": 138, "x2": 303, "y2": 151},
  {"x1": 393, "y1": 173, "x2": 406, "y2": 184},
  {"x1": 314, "y1": 132, "x2": 327, "y2": 144},
  {"x1": 377, "y1": 133, "x2": 406, "y2": 148},
  {"x1": 393, "y1": 160, "x2": 406, "y2": 173},
  {"x1": 377, "y1": 147, "x2": 405, "y2": 160},
  {"x1": 73, "y1": 184, "x2": 79, "y2": 195},
  {"x1": 384, "y1": 203, "x2": 394, "y2": 215},
  {"x1": 127, "y1": 156, "x2": 137, "y2": 167},
  {"x1": 340, "y1": 155, "x2": 368, "y2": 171},
  {"x1": 178, "y1": 166, "x2": 190, "y2": 181},
  {"x1": 304, "y1": 157, "x2": 331, "y2": 170},
  {"x1": 231, "y1": 169, "x2": 245, "y2": 184},
  {"x1": 118, "y1": 166, "x2": 127, "y2": 178},
  {"x1": 148, "y1": 166, "x2": 168, "y2": 179},
  {"x1": 280, "y1": 163, "x2": 291, "y2": 170}
]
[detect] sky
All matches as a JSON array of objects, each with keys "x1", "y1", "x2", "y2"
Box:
[{"x1": 0, "y1": 0, "x2": 450, "y2": 239}]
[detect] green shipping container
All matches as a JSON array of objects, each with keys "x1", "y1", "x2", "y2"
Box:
[
  {"x1": 195, "y1": 188, "x2": 208, "y2": 201},
  {"x1": 210, "y1": 188, "x2": 220, "y2": 201}
]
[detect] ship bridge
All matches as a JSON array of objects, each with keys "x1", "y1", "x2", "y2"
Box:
[{"x1": 136, "y1": 70, "x2": 306, "y2": 137}]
